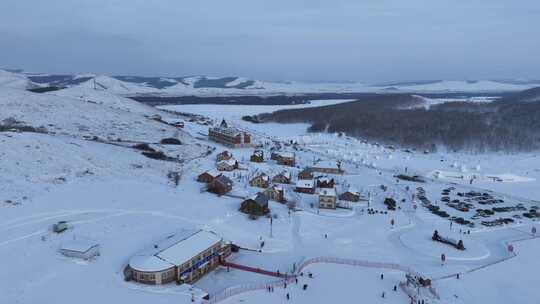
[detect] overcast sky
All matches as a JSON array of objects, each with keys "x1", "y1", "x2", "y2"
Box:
[{"x1": 1, "y1": 0, "x2": 539, "y2": 82}]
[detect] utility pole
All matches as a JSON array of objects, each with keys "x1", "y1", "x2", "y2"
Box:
[{"x1": 270, "y1": 216, "x2": 273, "y2": 238}]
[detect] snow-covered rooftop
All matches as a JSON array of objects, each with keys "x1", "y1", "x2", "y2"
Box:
[
  {"x1": 296, "y1": 179, "x2": 315, "y2": 188},
  {"x1": 313, "y1": 160, "x2": 340, "y2": 169},
  {"x1": 318, "y1": 177, "x2": 332, "y2": 183},
  {"x1": 277, "y1": 152, "x2": 295, "y2": 158},
  {"x1": 218, "y1": 158, "x2": 237, "y2": 167},
  {"x1": 203, "y1": 169, "x2": 221, "y2": 178},
  {"x1": 60, "y1": 240, "x2": 99, "y2": 253},
  {"x1": 129, "y1": 229, "x2": 222, "y2": 272}
]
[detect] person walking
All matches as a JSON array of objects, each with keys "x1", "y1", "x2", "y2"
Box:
[
  {"x1": 380, "y1": 273, "x2": 384, "y2": 280},
  {"x1": 286, "y1": 293, "x2": 290, "y2": 301}
]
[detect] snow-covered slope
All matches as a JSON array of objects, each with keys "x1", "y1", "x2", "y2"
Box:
[
  {"x1": 0, "y1": 87, "x2": 177, "y2": 141},
  {"x1": 73, "y1": 75, "x2": 158, "y2": 95},
  {"x1": 0, "y1": 86, "x2": 206, "y2": 204},
  {"x1": 0, "y1": 69, "x2": 39, "y2": 90},
  {"x1": 53, "y1": 84, "x2": 161, "y2": 116},
  {"x1": 0, "y1": 132, "x2": 176, "y2": 204}
]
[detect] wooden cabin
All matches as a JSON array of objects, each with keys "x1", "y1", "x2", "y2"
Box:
[
  {"x1": 264, "y1": 185, "x2": 285, "y2": 203},
  {"x1": 208, "y1": 175, "x2": 233, "y2": 196},
  {"x1": 295, "y1": 179, "x2": 316, "y2": 194},
  {"x1": 339, "y1": 190, "x2": 362, "y2": 202},
  {"x1": 250, "y1": 150, "x2": 264, "y2": 163},
  {"x1": 217, "y1": 159, "x2": 239, "y2": 172},
  {"x1": 197, "y1": 170, "x2": 222, "y2": 183},
  {"x1": 216, "y1": 150, "x2": 233, "y2": 161},
  {"x1": 276, "y1": 152, "x2": 295, "y2": 167},
  {"x1": 250, "y1": 173, "x2": 270, "y2": 188},
  {"x1": 298, "y1": 168, "x2": 314, "y2": 180},
  {"x1": 240, "y1": 193, "x2": 270, "y2": 216},
  {"x1": 272, "y1": 171, "x2": 292, "y2": 184}
]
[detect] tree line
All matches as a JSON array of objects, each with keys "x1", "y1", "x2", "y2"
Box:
[{"x1": 254, "y1": 92, "x2": 540, "y2": 153}]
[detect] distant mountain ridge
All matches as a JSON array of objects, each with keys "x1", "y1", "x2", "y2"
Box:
[{"x1": 3, "y1": 69, "x2": 540, "y2": 96}]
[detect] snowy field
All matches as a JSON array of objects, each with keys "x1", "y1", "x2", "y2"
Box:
[
  {"x1": 158, "y1": 99, "x2": 355, "y2": 137},
  {"x1": 1, "y1": 84, "x2": 539, "y2": 304}
]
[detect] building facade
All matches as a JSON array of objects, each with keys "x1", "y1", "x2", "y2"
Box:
[
  {"x1": 319, "y1": 188, "x2": 337, "y2": 209},
  {"x1": 216, "y1": 150, "x2": 233, "y2": 161},
  {"x1": 240, "y1": 193, "x2": 270, "y2": 216},
  {"x1": 217, "y1": 159, "x2": 238, "y2": 171},
  {"x1": 295, "y1": 179, "x2": 316, "y2": 194},
  {"x1": 197, "y1": 170, "x2": 222, "y2": 183},
  {"x1": 250, "y1": 173, "x2": 270, "y2": 188},
  {"x1": 208, "y1": 175, "x2": 233, "y2": 195},
  {"x1": 272, "y1": 171, "x2": 292, "y2": 184},
  {"x1": 208, "y1": 120, "x2": 251, "y2": 148},
  {"x1": 298, "y1": 168, "x2": 314, "y2": 180},
  {"x1": 339, "y1": 190, "x2": 362, "y2": 202},
  {"x1": 127, "y1": 229, "x2": 231, "y2": 285},
  {"x1": 264, "y1": 185, "x2": 285, "y2": 203},
  {"x1": 276, "y1": 152, "x2": 295, "y2": 167}
]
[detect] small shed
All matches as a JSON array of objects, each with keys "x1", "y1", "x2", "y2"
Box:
[
  {"x1": 60, "y1": 240, "x2": 100, "y2": 260},
  {"x1": 208, "y1": 175, "x2": 233, "y2": 195},
  {"x1": 240, "y1": 193, "x2": 270, "y2": 216},
  {"x1": 197, "y1": 170, "x2": 222, "y2": 183}
]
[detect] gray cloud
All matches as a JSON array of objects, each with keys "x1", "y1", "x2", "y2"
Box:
[{"x1": 1, "y1": 0, "x2": 539, "y2": 82}]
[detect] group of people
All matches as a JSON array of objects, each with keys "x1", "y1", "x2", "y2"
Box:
[
  {"x1": 265, "y1": 271, "x2": 313, "y2": 301},
  {"x1": 380, "y1": 273, "x2": 400, "y2": 300}
]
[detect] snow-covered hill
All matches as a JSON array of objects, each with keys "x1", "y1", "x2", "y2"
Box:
[
  {"x1": 0, "y1": 86, "x2": 206, "y2": 205},
  {"x1": 0, "y1": 69, "x2": 39, "y2": 90},
  {"x1": 0, "y1": 87, "x2": 170, "y2": 141},
  {"x1": 9, "y1": 69, "x2": 540, "y2": 96}
]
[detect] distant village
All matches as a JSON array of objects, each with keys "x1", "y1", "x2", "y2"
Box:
[{"x1": 201, "y1": 119, "x2": 369, "y2": 219}]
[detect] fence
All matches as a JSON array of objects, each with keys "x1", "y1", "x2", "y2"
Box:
[
  {"x1": 203, "y1": 256, "x2": 424, "y2": 304},
  {"x1": 433, "y1": 234, "x2": 539, "y2": 281},
  {"x1": 203, "y1": 276, "x2": 295, "y2": 304},
  {"x1": 296, "y1": 256, "x2": 422, "y2": 277}
]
